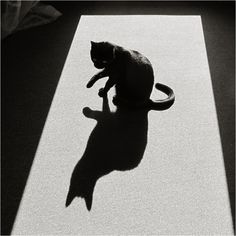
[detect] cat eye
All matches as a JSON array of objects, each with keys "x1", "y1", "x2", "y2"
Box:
[
  {"x1": 102, "y1": 60, "x2": 108, "y2": 64},
  {"x1": 92, "y1": 58, "x2": 97, "y2": 62}
]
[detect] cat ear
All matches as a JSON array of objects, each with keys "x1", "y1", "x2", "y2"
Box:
[{"x1": 91, "y1": 41, "x2": 96, "y2": 46}]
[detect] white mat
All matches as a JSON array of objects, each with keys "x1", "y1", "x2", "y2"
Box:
[{"x1": 12, "y1": 15, "x2": 233, "y2": 235}]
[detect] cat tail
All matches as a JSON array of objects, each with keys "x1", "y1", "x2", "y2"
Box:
[
  {"x1": 149, "y1": 82, "x2": 175, "y2": 110},
  {"x1": 65, "y1": 171, "x2": 97, "y2": 211}
]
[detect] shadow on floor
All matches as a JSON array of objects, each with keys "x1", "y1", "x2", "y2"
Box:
[
  {"x1": 1, "y1": 6, "x2": 81, "y2": 235},
  {"x1": 66, "y1": 97, "x2": 149, "y2": 210}
]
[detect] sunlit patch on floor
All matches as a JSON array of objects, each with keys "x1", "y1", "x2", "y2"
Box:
[{"x1": 12, "y1": 15, "x2": 233, "y2": 235}]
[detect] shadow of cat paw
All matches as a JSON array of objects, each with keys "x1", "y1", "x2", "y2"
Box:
[{"x1": 83, "y1": 107, "x2": 92, "y2": 116}]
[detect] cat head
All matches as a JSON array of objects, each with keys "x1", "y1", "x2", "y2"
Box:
[{"x1": 90, "y1": 41, "x2": 115, "y2": 69}]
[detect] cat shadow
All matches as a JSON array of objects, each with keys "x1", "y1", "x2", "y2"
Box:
[{"x1": 66, "y1": 96, "x2": 149, "y2": 210}]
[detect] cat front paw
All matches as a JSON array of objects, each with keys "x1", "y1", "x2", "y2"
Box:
[
  {"x1": 87, "y1": 75, "x2": 97, "y2": 88},
  {"x1": 98, "y1": 88, "x2": 107, "y2": 97}
]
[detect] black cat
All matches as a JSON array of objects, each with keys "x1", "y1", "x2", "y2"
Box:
[
  {"x1": 65, "y1": 42, "x2": 175, "y2": 210},
  {"x1": 87, "y1": 41, "x2": 175, "y2": 110}
]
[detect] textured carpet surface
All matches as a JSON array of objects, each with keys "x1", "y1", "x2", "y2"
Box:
[{"x1": 11, "y1": 15, "x2": 233, "y2": 235}]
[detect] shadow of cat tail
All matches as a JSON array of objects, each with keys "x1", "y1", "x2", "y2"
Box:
[{"x1": 150, "y1": 82, "x2": 175, "y2": 110}]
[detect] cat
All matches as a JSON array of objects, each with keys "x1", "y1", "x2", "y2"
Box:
[{"x1": 87, "y1": 41, "x2": 175, "y2": 110}]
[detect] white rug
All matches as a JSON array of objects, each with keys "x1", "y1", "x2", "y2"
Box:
[{"x1": 12, "y1": 15, "x2": 233, "y2": 235}]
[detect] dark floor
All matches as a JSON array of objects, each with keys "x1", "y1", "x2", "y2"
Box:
[{"x1": 1, "y1": 1, "x2": 235, "y2": 235}]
